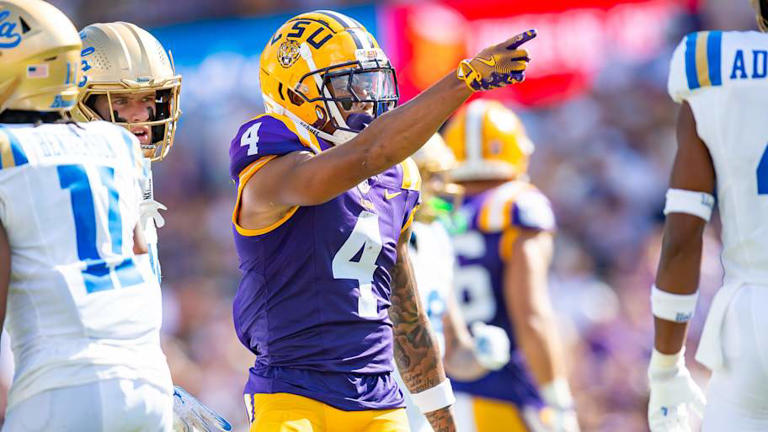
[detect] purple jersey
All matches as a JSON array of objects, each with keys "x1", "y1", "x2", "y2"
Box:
[
  {"x1": 229, "y1": 114, "x2": 421, "y2": 411},
  {"x1": 450, "y1": 180, "x2": 555, "y2": 406}
]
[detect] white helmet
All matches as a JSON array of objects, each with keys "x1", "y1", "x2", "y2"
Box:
[
  {"x1": 0, "y1": 0, "x2": 81, "y2": 113},
  {"x1": 74, "y1": 22, "x2": 182, "y2": 161}
]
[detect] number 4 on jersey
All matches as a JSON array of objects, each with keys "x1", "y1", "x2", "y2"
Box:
[
  {"x1": 241, "y1": 123, "x2": 261, "y2": 156},
  {"x1": 332, "y1": 211, "x2": 383, "y2": 319}
]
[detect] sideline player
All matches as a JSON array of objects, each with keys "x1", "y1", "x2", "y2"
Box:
[
  {"x1": 443, "y1": 100, "x2": 578, "y2": 432},
  {"x1": 230, "y1": 10, "x2": 535, "y2": 432},
  {"x1": 75, "y1": 21, "x2": 230, "y2": 431},
  {"x1": 398, "y1": 134, "x2": 512, "y2": 432},
  {"x1": 0, "y1": 1, "x2": 172, "y2": 429},
  {"x1": 648, "y1": 1, "x2": 768, "y2": 430}
]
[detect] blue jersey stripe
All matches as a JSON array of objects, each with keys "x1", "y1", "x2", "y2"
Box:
[
  {"x1": 685, "y1": 32, "x2": 700, "y2": 90},
  {"x1": 707, "y1": 30, "x2": 723, "y2": 86},
  {"x1": 99, "y1": 166, "x2": 122, "y2": 254}
]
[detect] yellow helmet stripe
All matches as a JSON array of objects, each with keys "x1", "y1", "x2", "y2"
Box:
[{"x1": 465, "y1": 99, "x2": 486, "y2": 167}]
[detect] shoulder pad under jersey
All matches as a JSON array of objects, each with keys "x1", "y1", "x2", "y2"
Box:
[
  {"x1": 668, "y1": 31, "x2": 724, "y2": 103},
  {"x1": 229, "y1": 113, "x2": 323, "y2": 180},
  {"x1": 476, "y1": 181, "x2": 555, "y2": 233}
]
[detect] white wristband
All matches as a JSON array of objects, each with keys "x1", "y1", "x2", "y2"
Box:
[
  {"x1": 650, "y1": 284, "x2": 698, "y2": 322},
  {"x1": 664, "y1": 188, "x2": 715, "y2": 222},
  {"x1": 540, "y1": 378, "x2": 574, "y2": 409},
  {"x1": 410, "y1": 379, "x2": 456, "y2": 414}
]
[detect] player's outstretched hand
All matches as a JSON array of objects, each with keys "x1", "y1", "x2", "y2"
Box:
[
  {"x1": 647, "y1": 350, "x2": 706, "y2": 432},
  {"x1": 457, "y1": 29, "x2": 537, "y2": 91},
  {"x1": 173, "y1": 386, "x2": 232, "y2": 432}
]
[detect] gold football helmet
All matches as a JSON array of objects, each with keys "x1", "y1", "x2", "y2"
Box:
[
  {"x1": 0, "y1": 0, "x2": 81, "y2": 113},
  {"x1": 260, "y1": 10, "x2": 398, "y2": 144},
  {"x1": 752, "y1": 0, "x2": 768, "y2": 31},
  {"x1": 443, "y1": 99, "x2": 534, "y2": 182},
  {"x1": 74, "y1": 22, "x2": 181, "y2": 161},
  {"x1": 412, "y1": 134, "x2": 464, "y2": 222}
]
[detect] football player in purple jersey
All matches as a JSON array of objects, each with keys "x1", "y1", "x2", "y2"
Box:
[
  {"x1": 228, "y1": 10, "x2": 535, "y2": 432},
  {"x1": 443, "y1": 100, "x2": 578, "y2": 432}
]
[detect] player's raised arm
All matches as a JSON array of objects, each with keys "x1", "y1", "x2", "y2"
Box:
[
  {"x1": 648, "y1": 101, "x2": 713, "y2": 430},
  {"x1": 390, "y1": 226, "x2": 456, "y2": 432},
  {"x1": 243, "y1": 30, "x2": 536, "y2": 210}
]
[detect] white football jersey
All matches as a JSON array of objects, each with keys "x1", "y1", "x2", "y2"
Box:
[
  {"x1": 0, "y1": 121, "x2": 171, "y2": 409},
  {"x1": 669, "y1": 30, "x2": 768, "y2": 286},
  {"x1": 410, "y1": 220, "x2": 453, "y2": 353}
]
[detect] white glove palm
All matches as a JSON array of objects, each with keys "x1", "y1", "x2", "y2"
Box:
[
  {"x1": 173, "y1": 386, "x2": 232, "y2": 432},
  {"x1": 648, "y1": 349, "x2": 706, "y2": 432},
  {"x1": 471, "y1": 321, "x2": 511, "y2": 371},
  {"x1": 140, "y1": 199, "x2": 167, "y2": 229}
]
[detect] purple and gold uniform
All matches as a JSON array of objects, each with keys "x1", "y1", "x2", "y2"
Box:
[
  {"x1": 451, "y1": 180, "x2": 556, "y2": 430},
  {"x1": 229, "y1": 114, "x2": 421, "y2": 416}
]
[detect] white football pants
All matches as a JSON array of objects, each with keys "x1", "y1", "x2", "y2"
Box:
[
  {"x1": 702, "y1": 284, "x2": 768, "y2": 431},
  {"x1": 2, "y1": 378, "x2": 173, "y2": 431}
]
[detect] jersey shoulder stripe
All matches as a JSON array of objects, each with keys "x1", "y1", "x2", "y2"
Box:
[
  {"x1": 684, "y1": 30, "x2": 723, "y2": 91},
  {"x1": 399, "y1": 157, "x2": 421, "y2": 191},
  {"x1": 476, "y1": 181, "x2": 555, "y2": 233},
  {"x1": 0, "y1": 126, "x2": 29, "y2": 170},
  {"x1": 670, "y1": 31, "x2": 726, "y2": 102}
]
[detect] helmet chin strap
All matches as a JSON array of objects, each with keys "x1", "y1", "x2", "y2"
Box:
[{"x1": 262, "y1": 92, "x2": 359, "y2": 145}]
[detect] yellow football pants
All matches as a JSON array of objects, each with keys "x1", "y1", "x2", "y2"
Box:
[
  {"x1": 472, "y1": 396, "x2": 532, "y2": 432},
  {"x1": 247, "y1": 393, "x2": 410, "y2": 432}
]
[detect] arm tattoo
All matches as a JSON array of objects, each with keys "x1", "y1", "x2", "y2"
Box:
[
  {"x1": 389, "y1": 241, "x2": 444, "y2": 391},
  {"x1": 425, "y1": 408, "x2": 455, "y2": 432},
  {"x1": 389, "y1": 235, "x2": 456, "y2": 431}
]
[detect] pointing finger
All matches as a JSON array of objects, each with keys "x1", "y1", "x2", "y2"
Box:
[{"x1": 506, "y1": 29, "x2": 537, "y2": 50}]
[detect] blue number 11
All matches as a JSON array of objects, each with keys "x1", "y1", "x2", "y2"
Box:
[{"x1": 58, "y1": 164, "x2": 143, "y2": 293}]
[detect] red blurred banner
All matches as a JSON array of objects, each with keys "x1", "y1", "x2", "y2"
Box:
[{"x1": 379, "y1": 0, "x2": 691, "y2": 106}]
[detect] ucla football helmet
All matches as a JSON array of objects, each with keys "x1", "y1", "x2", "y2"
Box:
[
  {"x1": 752, "y1": 0, "x2": 768, "y2": 31},
  {"x1": 74, "y1": 22, "x2": 181, "y2": 161},
  {"x1": 0, "y1": 0, "x2": 81, "y2": 113},
  {"x1": 443, "y1": 99, "x2": 534, "y2": 182},
  {"x1": 260, "y1": 10, "x2": 398, "y2": 144}
]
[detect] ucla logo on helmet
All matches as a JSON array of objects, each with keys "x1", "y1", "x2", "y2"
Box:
[
  {"x1": 0, "y1": 10, "x2": 22, "y2": 48},
  {"x1": 278, "y1": 39, "x2": 301, "y2": 68}
]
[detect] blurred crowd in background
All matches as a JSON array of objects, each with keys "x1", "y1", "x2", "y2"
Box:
[{"x1": 0, "y1": 0, "x2": 760, "y2": 431}]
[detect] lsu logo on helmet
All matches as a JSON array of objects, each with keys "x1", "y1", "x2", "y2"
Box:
[
  {"x1": 443, "y1": 99, "x2": 534, "y2": 182},
  {"x1": 260, "y1": 10, "x2": 399, "y2": 144},
  {"x1": 278, "y1": 39, "x2": 301, "y2": 68}
]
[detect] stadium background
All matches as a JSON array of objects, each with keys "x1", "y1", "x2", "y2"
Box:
[{"x1": 0, "y1": 0, "x2": 757, "y2": 430}]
